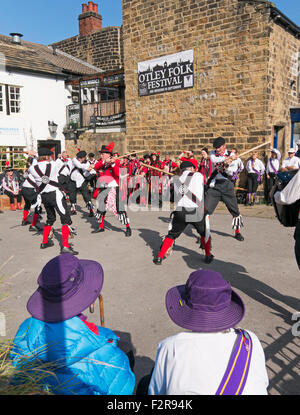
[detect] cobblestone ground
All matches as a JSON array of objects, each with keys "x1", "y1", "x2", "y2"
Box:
[{"x1": 0, "y1": 202, "x2": 299, "y2": 395}]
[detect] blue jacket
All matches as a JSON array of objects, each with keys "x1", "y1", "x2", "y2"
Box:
[{"x1": 11, "y1": 317, "x2": 135, "y2": 395}]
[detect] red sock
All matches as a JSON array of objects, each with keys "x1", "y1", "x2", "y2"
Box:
[
  {"x1": 201, "y1": 236, "x2": 212, "y2": 256},
  {"x1": 42, "y1": 226, "x2": 52, "y2": 244},
  {"x1": 99, "y1": 215, "x2": 105, "y2": 229},
  {"x1": 61, "y1": 225, "x2": 70, "y2": 248},
  {"x1": 158, "y1": 237, "x2": 174, "y2": 259},
  {"x1": 126, "y1": 223, "x2": 130, "y2": 228},
  {"x1": 31, "y1": 213, "x2": 39, "y2": 227},
  {"x1": 235, "y1": 229, "x2": 240, "y2": 235},
  {"x1": 23, "y1": 210, "x2": 29, "y2": 222}
]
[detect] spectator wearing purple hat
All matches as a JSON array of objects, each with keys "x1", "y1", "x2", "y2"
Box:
[
  {"x1": 148, "y1": 269, "x2": 269, "y2": 395},
  {"x1": 10, "y1": 254, "x2": 135, "y2": 395}
]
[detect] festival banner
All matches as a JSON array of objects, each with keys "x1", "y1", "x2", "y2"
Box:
[{"x1": 138, "y1": 50, "x2": 194, "y2": 97}]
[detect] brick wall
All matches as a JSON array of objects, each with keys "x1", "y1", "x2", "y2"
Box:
[
  {"x1": 65, "y1": 131, "x2": 126, "y2": 159},
  {"x1": 122, "y1": 0, "x2": 299, "y2": 161},
  {"x1": 51, "y1": 26, "x2": 123, "y2": 72}
]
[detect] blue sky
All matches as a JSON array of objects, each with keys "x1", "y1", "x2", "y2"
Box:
[{"x1": 0, "y1": 0, "x2": 299, "y2": 45}]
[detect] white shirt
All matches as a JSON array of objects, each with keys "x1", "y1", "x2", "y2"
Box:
[
  {"x1": 56, "y1": 158, "x2": 72, "y2": 177},
  {"x1": 281, "y1": 156, "x2": 300, "y2": 170},
  {"x1": 28, "y1": 160, "x2": 60, "y2": 194},
  {"x1": 174, "y1": 170, "x2": 204, "y2": 209},
  {"x1": 22, "y1": 158, "x2": 38, "y2": 189},
  {"x1": 148, "y1": 330, "x2": 269, "y2": 395},
  {"x1": 226, "y1": 158, "x2": 244, "y2": 177},
  {"x1": 70, "y1": 158, "x2": 90, "y2": 188},
  {"x1": 209, "y1": 150, "x2": 233, "y2": 186},
  {"x1": 246, "y1": 159, "x2": 265, "y2": 175},
  {"x1": 266, "y1": 158, "x2": 280, "y2": 174}
]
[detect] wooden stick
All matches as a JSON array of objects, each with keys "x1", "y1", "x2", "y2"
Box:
[
  {"x1": 99, "y1": 294, "x2": 105, "y2": 327},
  {"x1": 115, "y1": 150, "x2": 146, "y2": 160},
  {"x1": 140, "y1": 162, "x2": 174, "y2": 176},
  {"x1": 238, "y1": 141, "x2": 272, "y2": 158}
]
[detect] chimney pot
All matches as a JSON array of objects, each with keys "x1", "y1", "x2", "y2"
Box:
[
  {"x1": 88, "y1": 1, "x2": 94, "y2": 11},
  {"x1": 10, "y1": 33, "x2": 23, "y2": 44},
  {"x1": 93, "y1": 3, "x2": 98, "y2": 13},
  {"x1": 82, "y1": 3, "x2": 88, "y2": 13}
]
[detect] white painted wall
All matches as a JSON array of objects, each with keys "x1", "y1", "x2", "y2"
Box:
[{"x1": 0, "y1": 68, "x2": 72, "y2": 151}]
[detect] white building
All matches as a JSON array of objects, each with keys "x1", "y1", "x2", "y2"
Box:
[{"x1": 0, "y1": 33, "x2": 101, "y2": 170}]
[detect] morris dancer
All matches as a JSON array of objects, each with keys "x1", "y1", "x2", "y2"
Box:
[
  {"x1": 245, "y1": 152, "x2": 265, "y2": 206},
  {"x1": 28, "y1": 148, "x2": 78, "y2": 255},
  {"x1": 56, "y1": 151, "x2": 72, "y2": 201},
  {"x1": 206, "y1": 137, "x2": 244, "y2": 241},
  {"x1": 162, "y1": 154, "x2": 178, "y2": 204},
  {"x1": 153, "y1": 161, "x2": 213, "y2": 265},
  {"x1": 179, "y1": 149, "x2": 198, "y2": 170},
  {"x1": 149, "y1": 152, "x2": 163, "y2": 206},
  {"x1": 198, "y1": 148, "x2": 212, "y2": 185},
  {"x1": 227, "y1": 148, "x2": 244, "y2": 187},
  {"x1": 21, "y1": 156, "x2": 42, "y2": 231},
  {"x1": 69, "y1": 151, "x2": 95, "y2": 216},
  {"x1": 266, "y1": 148, "x2": 281, "y2": 205},
  {"x1": 92, "y1": 142, "x2": 132, "y2": 236}
]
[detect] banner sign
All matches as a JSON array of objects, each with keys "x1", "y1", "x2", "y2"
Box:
[
  {"x1": 80, "y1": 79, "x2": 100, "y2": 88},
  {"x1": 103, "y1": 74, "x2": 124, "y2": 85},
  {"x1": 90, "y1": 112, "x2": 126, "y2": 127},
  {"x1": 138, "y1": 50, "x2": 194, "y2": 97}
]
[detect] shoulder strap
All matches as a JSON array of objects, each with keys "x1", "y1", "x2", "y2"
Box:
[
  {"x1": 178, "y1": 172, "x2": 203, "y2": 206},
  {"x1": 216, "y1": 329, "x2": 253, "y2": 396}
]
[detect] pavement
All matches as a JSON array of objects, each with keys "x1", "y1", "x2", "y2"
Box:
[{"x1": 0, "y1": 201, "x2": 299, "y2": 395}]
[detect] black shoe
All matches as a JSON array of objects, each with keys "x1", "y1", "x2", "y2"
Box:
[
  {"x1": 125, "y1": 227, "x2": 132, "y2": 237},
  {"x1": 22, "y1": 220, "x2": 30, "y2": 226},
  {"x1": 204, "y1": 254, "x2": 214, "y2": 264},
  {"x1": 29, "y1": 225, "x2": 42, "y2": 232},
  {"x1": 235, "y1": 233, "x2": 244, "y2": 241},
  {"x1": 91, "y1": 227, "x2": 105, "y2": 234},
  {"x1": 60, "y1": 246, "x2": 79, "y2": 255},
  {"x1": 70, "y1": 210, "x2": 77, "y2": 216},
  {"x1": 40, "y1": 240, "x2": 54, "y2": 249},
  {"x1": 153, "y1": 257, "x2": 162, "y2": 265},
  {"x1": 88, "y1": 210, "x2": 94, "y2": 217}
]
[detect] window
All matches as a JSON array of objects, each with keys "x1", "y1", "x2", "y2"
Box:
[
  {"x1": 0, "y1": 84, "x2": 21, "y2": 115},
  {"x1": 0, "y1": 146, "x2": 26, "y2": 173},
  {"x1": 9, "y1": 86, "x2": 20, "y2": 113}
]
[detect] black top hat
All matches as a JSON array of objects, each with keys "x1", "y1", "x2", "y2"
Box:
[{"x1": 38, "y1": 148, "x2": 54, "y2": 157}]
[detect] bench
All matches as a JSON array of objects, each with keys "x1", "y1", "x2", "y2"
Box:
[{"x1": 0, "y1": 194, "x2": 25, "y2": 211}]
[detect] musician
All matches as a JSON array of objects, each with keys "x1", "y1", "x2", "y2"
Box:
[
  {"x1": 274, "y1": 169, "x2": 300, "y2": 270},
  {"x1": 28, "y1": 148, "x2": 78, "y2": 255},
  {"x1": 162, "y1": 154, "x2": 178, "y2": 204},
  {"x1": 198, "y1": 147, "x2": 212, "y2": 185},
  {"x1": 281, "y1": 148, "x2": 300, "y2": 172},
  {"x1": 153, "y1": 161, "x2": 213, "y2": 265},
  {"x1": 266, "y1": 149, "x2": 281, "y2": 205},
  {"x1": 245, "y1": 152, "x2": 265, "y2": 206},
  {"x1": 69, "y1": 151, "x2": 95, "y2": 216},
  {"x1": 1, "y1": 168, "x2": 22, "y2": 211},
  {"x1": 92, "y1": 142, "x2": 132, "y2": 236},
  {"x1": 149, "y1": 152, "x2": 163, "y2": 206},
  {"x1": 206, "y1": 137, "x2": 244, "y2": 241}
]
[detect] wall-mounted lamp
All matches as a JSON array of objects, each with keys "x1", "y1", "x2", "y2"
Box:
[{"x1": 48, "y1": 121, "x2": 58, "y2": 134}]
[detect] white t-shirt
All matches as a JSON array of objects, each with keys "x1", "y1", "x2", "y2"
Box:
[
  {"x1": 281, "y1": 156, "x2": 300, "y2": 170},
  {"x1": 148, "y1": 329, "x2": 269, "y2": 395}
]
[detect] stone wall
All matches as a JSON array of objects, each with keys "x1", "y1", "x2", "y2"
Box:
[
  {"x1": 65, "y1": 131, "x2": 126, "y2": 158},
  {"x1": 51, "y1": 26, "x2": 123, "y2": 72},
  {"x1": 122, "y1": 0, "x2": 300, "y2": 162}
]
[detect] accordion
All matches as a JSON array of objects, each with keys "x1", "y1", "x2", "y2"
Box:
[{"x1": 271, "y1": 170, "x2": 300, "y2": 227}]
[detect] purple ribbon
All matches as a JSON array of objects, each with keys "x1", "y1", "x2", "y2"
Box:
[
  {"x1": 251, "y1": 160, "x2": 262, "y2": 183},
  {"x1": 269, "y1": 159, "x2": 278, "y2": 174},
  {"x1": 216, "y1": 329, "x2": 253, "y2": 395}
]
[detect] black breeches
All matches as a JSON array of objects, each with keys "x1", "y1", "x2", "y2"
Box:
[
  {"x1": 21, "y1": 187, "x2": 38, "y2": 211},
  {"x1": 205, "y1": 180, "x2": 240, "y2": 218},
  {"x1": 247, "y1": 173, "x2": 259, "y2": 194},
  {"x1": 68, "y1": 180, "x2": 91, "y2": 205},
  {"x1": 41, "y1": 191, "x2": 72, "y2": 226},
  {"x1": 4, "y1": 190, "x2": 22, "y2": 204},
  {"x1": 167, "y1": 208, "x2": 206, "y2": 240}
]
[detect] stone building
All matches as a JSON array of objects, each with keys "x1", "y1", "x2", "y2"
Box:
[
  {"x1": 51, "y1": 1, "x2": 123, "y2": 73},
  {"x1": 122, "y1": 0, "x2": 300, "y2": 159}
]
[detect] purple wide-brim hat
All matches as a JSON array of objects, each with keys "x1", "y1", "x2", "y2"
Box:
[
  {"x1": 27, "y1": 254, "x2": 104, "y2": 323},
  {"x1": 165, "y1": 270, "x2": 245, "y2": 333}
]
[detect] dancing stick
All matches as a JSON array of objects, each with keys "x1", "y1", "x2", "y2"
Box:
[
  {"x1": 115, "y1": 150, "x2": 146, "y2": 160},
  {"x1": 238, "y1": 141, "x2": 272, "y2": 158},
  {"x1": 139, "y1": 162, "x2": 175, "y2": 176},
  {"x1": 99, "y1": 294, "x2": 105, "y2": 327}
]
